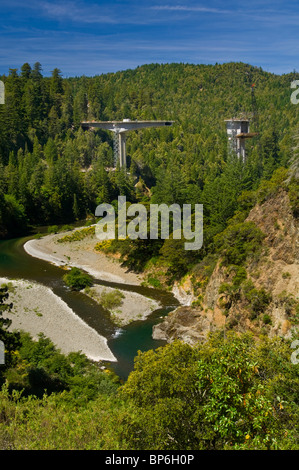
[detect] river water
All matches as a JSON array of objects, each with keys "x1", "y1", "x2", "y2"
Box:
[{"x1": 0, "y1": 235, "x2": 179, "y2": 380}]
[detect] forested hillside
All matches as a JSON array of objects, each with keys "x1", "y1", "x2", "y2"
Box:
[
  {"x1": 0, "y1": 62, "x2": 298, "y2": 450},
  {"x1": 0, "y1": 61, "x2": 298, "y2": 241}
]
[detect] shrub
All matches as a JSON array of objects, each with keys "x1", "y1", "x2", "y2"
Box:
[
  {"x1": 100, "y1": 289, "x2": 125, "y2": 311},
  {"x1": 94, "y1": 239, "x2": 113, "y2": 252},
  {"x1": 263, "y1": 314, "x2": 272, "y2": 324},
  {"x1": 218, "y1": 266, "x2": 247, "y2": 310},
  {"x1": 47, "y1": 225, "x2": 59, "y2": 234},
  {"x1": 57, "y1": 226, "x2": 95, "y2": 243},
  {"x1": 191, "y1": 253, "x2": 218, "y2": 290},
  {"x1": 214, "y1": 221, "x2": 265, "y2": 266},
  {"x1": 256, "y1": 167, "x2": 288, "y2": 204},
  {"x1": 242, "y1": 280, "x2": 272, "y2": 318},
  {"x1": 61, "y1": 225, "x2": 72, "y2": 232},
  {"x1": 147, "y1": 277, "x2": 162, "y2": 288},
  {"x1": 288, "y1": 178, "x2": 299, "y2": 217},
  {"x1": 63, "y1": 268, "x2": 93, "y2": 291},
  {"x1": 191, "y1": 298, "x2": 203, "y2": 308},
  {"x1": 120, "y1": 333, "x2": 291, "y2": 450}
]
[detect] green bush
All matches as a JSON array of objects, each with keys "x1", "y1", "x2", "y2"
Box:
[
  {"x1": 256, "y1": 167, "x2": 288, "y2": 204},
  {"x1": 63, "y1": 268, "x2": 93, "y2": 291},
  {"x1": 214, "y1": 221, "x2": 265, "y2": 266},
  {"x1": 191, "y1": 298, "x2": 203, "y2": 308},
  {"x1": 61, "y1": 225, "x2": 72, "y2": 232},
  {"x1": 47, "y1": 225, "x2": 59, "y2": 234},
  {"x1": 242, "y1": 280, "x2": 272, "y2": 318},
  {"x1": 100, "y1": 289, "x2": 125, "y2": 311},
  {"x1": 147, "y1": 277, "x2": 162, "y2": 288},
  {"x1": 191, "y1": 253, "x2": 218, "y2": 290},
  {"x1": 288, "y1": 178, "x2": 299, "y2": 217},
  {"x1": 120, "y1": 332, "x2": 299, "y2": 450},
  {"x1": 218, "y1": 266, "x2": 247, "y2": 309},
  {"x1": 263, "y1": 314, "x2": 272, "y2": 324},
  {"x1": 57, "y1": 226, "x2": 95, "y2": 243},
  {"x1": 3, "y1": 332, "x2": 120, "y2": 400}
]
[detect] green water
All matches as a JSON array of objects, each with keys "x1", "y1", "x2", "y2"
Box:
[{"x1": 0, "y1": 235, "x2": 179, "y2": 380}]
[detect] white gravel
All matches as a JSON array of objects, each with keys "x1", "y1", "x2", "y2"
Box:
[
  {"x1": 1, "y1": 277, "x2": 117, "y2": 362},
  {"x1": 3, "y1": 230, "x2": 161, "y2": 362}
]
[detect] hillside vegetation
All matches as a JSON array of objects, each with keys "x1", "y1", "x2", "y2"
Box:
[
  {"x1": 1, "y1": 300, "x2": 298, "y2": 450},
  {"x1": 0, "y1": 62, "x2": 298, "y2": 239},
  {"x1": 0, "y1": 62, "x2": 298, "y2": 450}
]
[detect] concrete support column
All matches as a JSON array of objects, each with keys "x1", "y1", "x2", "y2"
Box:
[
  {"x1": 81, "y1": 120, "x2": 174, "y2": 168},
  {"x1": 237, "y1": 138, "x2": 246, "y2": 162},
  {"x1": 240, "y1": 140, "x2": 246, "y2": 162},
  {"x1": 119, "y1": 133, "x2": 126, "y2": 167}
]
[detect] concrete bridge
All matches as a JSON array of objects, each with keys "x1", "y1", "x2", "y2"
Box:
[{"x1": 81, "y1": 119, "x2": 174, "y2": 167}]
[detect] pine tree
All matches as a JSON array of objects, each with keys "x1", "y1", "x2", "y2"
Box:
[{"x1": 72, "y1": 193, "x2": 80, "y2": 220}]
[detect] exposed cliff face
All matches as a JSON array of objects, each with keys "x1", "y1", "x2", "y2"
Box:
[
  {"x1": 246, "y1": 190, "x2": 298, "y2": 290},
  {"x1": 152, "y1": 304, "x2": 226, "y2": 344},
  {"x1": 153, "y1": 190, "x2": 299, "y2": 345}
]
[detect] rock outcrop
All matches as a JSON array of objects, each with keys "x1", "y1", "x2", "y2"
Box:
[
  {"x1": 153, "y1": 305, "x2": 225, "y2": 344},
  {"x1": 153, "y1": 190, "x2": 299, "y2": 345}
]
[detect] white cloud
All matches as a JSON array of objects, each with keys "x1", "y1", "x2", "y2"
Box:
[
  {"x1": 0, "y1": 0, "x2": 298, "y2": 76},
  {"x1": 151, "y1": 5, "x2": 231, "y2": 14},
  {"x1": 37, "y1": 0, "x2": 117, "y2": 24}
]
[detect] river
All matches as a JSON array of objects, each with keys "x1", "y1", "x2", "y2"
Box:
[{"x1": 0, "y1": 234, "x2": 179, "y2": 380}]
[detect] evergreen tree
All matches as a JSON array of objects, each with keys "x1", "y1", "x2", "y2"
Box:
[
  {"x1": 72, "y1": 193, "x2": 80, "y2": 220},
  {"x1": 0, "y1": 287, "x2": 21, "y2": 377},
  {"x1": 20, "y1": 62, "x2": 32, "y2": 81}
]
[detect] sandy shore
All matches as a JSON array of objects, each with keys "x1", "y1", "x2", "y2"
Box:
[
  {"x1": 24, "y1": 230, "x2": 161, "y2": 325},
  {"x1": 24, "y1": 230, "x2": 143, "y2": 285},
  {"x1": 1, "y1": 277, "x2": 117, "y2": 362},
  {"x1": 84, "y1": 284, "x2": 160, "y2": 326}
]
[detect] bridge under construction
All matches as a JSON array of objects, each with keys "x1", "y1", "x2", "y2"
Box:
[{"x1": 81, "y1": 119, "x2": 174, "y2": 167}]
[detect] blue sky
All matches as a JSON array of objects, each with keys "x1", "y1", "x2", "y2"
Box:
[{"x1": 1, "y1": 0, "x2": 299, "y2": 77}]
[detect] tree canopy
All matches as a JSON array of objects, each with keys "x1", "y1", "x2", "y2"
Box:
[{"x1": 0, "y1": 62, "x2": 298, "y2": 240}]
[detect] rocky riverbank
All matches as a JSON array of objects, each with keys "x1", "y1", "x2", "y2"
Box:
[
  {"x1": 24, "y1": 229, "x2": 161, "y2": 327},
  {"x1": 24, "y1": 229, "x2": 143, "y2": 285},
  {"x1": 1, "y1": 277, "x2": 117, "y2": 362},
  {"x1": 153, "y1": 190, "x2": 299, "y2": 346}
]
